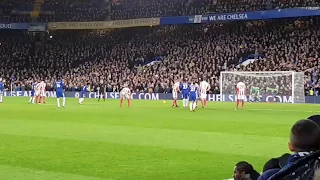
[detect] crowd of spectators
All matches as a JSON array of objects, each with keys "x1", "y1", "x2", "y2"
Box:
[
  {"x1": 1, "y1": 0, "x2": 320, "y2": 22},
  {"x1": 0, "y1": 17, "x2": 319, "y2": 97},
  {"x1": 110, "y1": 0, "x2": 320, "y2": 20},
  {"x1": 0, "y1": 0, "x2": 33, "y2": 22},
  {"x1": 38, "y1": 0, "x2": 109, "y2": 22}
]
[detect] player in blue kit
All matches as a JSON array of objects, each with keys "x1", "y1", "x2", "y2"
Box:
[
  {"x1": 180, "y1": 80, "x2": 189, "y2": 108},
  {"x1": 55, "y1": 79, "x2": 66, "y2": 108},
  {"x1": 79, "y1": 83, "x2": 89, "y2": 104},
  {"x1": 29, "y1": 82, "x2": 36, "y2": 104},
  {"x1": 0, "y1": 78, "x2": 4, "y2": 103},
  {"x1": 189, "y1": 82, "x2": 198, "y2": 112}
]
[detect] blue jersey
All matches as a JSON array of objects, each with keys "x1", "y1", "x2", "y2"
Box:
[
  {"x1": 31, "y1": 84, "x2": 36, "y2": 96},
  {"x1": 80, "y1": 86, "x2": 88, "y2": 98},
  {"x1": 189, "y1": 84, "x2": 198, "y2": 102},
  {"x1": 180, "y1": 82, "x2": 189, "y2": 99},
  {"x1": 0, "y1": 82, "x2": 4, "y2": 91},
  {"x1": 55, "y1": 81, "x2": 65, "y2": 98}
]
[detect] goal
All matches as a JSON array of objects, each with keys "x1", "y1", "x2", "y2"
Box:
[{"x1": 219, "y1": 71, "x2": 305, "y2": 103}]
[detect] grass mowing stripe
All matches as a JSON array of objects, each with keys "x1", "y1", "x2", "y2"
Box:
[
  {"x1": 0, "y1": 165, "x2": 113, "y2": 180},
  {"x1": 0, "y1": 134, "x2": 268, "y2": 180},
  {"x1": 0, "y1": 119, "x2": 288, "y2": 157}
]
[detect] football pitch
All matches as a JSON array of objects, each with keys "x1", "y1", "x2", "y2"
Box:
[{"x1": 1, "y1": 97, "x2": 320, "y2": 180}]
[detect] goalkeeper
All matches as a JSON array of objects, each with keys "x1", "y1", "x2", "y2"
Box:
[
  {"x1": 250, "y1": 86, "x2": 261, "y2": 102},
  {"x1": 267, "y1": 87, "x2": 279, "y2": 102}
]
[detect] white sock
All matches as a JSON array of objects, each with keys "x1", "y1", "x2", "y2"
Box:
[
  {"x1": 184, "y1": 99, "x2": 187, "y2": 107},
  {"x1": 0, "y1": 95, "x2": 3, "y2": 102},
  {"x1": 182, "y1": 99, "x2": 185, "y2": 107},
  {"x1": 192, "y1": 102, "x2": 196, "y2": 110},
  {"x1": 186, "y1": 99, "x2": 189, "y2": 107},
  {"x1": 63, "y1": 97, "x2": 66, "y2": 107},
  {"x1": 57, "y1": 98, "x2": 60, "y2": 107},
  {"x1": 29, "y1": 97, "x2": 32, "y2": 102},
  {"x1": 189, "y1": 102, "x2": 193, "y2": 111},
  {"x1": 79, "y1": 98, "x2": 84, "y2": 104},
  {"x1": 32, "y1": 97, "x2": 35, "y2": 103}
]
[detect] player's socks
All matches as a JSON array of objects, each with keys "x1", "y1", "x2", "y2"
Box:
[
  {"x1": 32, "y1": 97, "x2": 35, "y2": 104},
  {"x1": 236, "y1": 100, "x2": 239, "y2": 108},
  {"x1": 204, "y1": 100, "x2": 206, "y2": 107},
  {"x1": 57, "y1": 98, "x2": 60, "y2": 107},
  {"x1": 62, "y1": 97, "x2": 66, "y2": 107},
  {"x1": 189, "y1": 102, "x2": 193, "y2": 111},
  {"x1": 128, "y1": 99, "x2": 130, "y2": 107},
  {"x1": 120, "y1": 99, "x2": 123, "y2": 107},
  {"x1": 192, "y1": 102, "x2": 196, "y2": 111},
  {"x1": 43, "y1": 97, "x2": 46, "y2": 104},
  {"x1": 29, "y1": 97, "x2": 32, "y2": 103},
  {"x1": 241, "y1": 100, "x2": 244, "y2": 109},
  {"x1": 0, "y1": 95, "x2": 2, "y2": 102}
]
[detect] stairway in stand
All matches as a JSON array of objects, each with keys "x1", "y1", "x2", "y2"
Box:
[{"x1": 30, "y1": 0, "x2": 42, "y2": 21}]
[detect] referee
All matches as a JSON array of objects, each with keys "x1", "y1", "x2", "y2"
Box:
[{"x1": 98, "y1": 83, "x2": 107, "y2": 101}]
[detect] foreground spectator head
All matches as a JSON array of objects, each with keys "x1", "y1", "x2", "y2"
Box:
[
  {"x1": 233, "y1": 161, "x2": 260, "y2": 180},
  {"x1": 289, "y1": 120, "x2": 320, "y2": 152},
  {"x1": 308, "y1": 115, "x2": 320, "y2": 126},
  {"x1": 262, "y1": 153, "x2": 291, "y2": 172},
  {"x1": 259, "y1": 119, "x2": 320, "y2": 180}
]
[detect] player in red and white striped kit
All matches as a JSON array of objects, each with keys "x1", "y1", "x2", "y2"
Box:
[
  {"x1": 199, "y1": 80, "x2": 211, "y2": 108},
  {"x1": 35, "y1": 81, "x2": 41, "y2": 103},
  {"x1": 236, "y1": 82, "x2": 246, "y2": 110},
  {"x1": 120, "y1": 86, "x2": 131, "y2": 107},
  {"x1": 40, "y1": 81, "x2": 46, "y2": 104},
  {"x1": 172, "y1": 81, "x2": 180, "y2": 107}
]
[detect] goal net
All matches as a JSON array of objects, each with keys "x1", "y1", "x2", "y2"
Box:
[{"x1": 219, "y1": 71, "x2": 305, "y2": 103}]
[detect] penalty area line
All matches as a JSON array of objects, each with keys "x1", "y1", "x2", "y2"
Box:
[{"x1": 240, "y1": 108, "x2": 320, "y2": 113}]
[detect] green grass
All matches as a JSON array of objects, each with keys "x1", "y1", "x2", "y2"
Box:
[{"x1": 0, "y1": 97, "x2": 320, "y2": 180}]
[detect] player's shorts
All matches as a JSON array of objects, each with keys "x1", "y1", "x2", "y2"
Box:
[
  {"x1": 31, "y1": 90, "x2": 35, "y2": 97},
  {"x1": 40, "y1": 91, "x2": 46, "y2": 97},
  {"x1": 189, "y1": 94, "x2": 196, "y2": 102},
  {"x1": 172, "y1": 90, "x2": 178, "y2": 99},
  {"x1": 35, "y1": 91, "x2": 40, "y2": 96},
  {"x1": 80, "y1": 92, "x2": 86, "y2": 98},
  {"x1": 237, "y1": 95, "x2": 246, "y2": 100},
  {"x1": 200, "y1": 93, "x2": 207, "y2": 99},
  {"x1": 56, "y1": 91, "x2": 64, "y2": 98},
  {"x1": 120, "y1": 92, "x2": 130, "y2": 99},
  {"x1": 182, "y1": 91, "x2": 189, "y2": 99}
]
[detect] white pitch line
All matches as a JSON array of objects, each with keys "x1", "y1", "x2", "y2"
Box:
[{"x1": 235, "y1": 108, "x2": 319, "y2": 113}]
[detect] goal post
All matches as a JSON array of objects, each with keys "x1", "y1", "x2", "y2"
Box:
[{"x1": 219, "y1": 71, "x2": 305, "y2": 103}]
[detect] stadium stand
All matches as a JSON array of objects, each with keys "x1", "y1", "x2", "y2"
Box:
[
  {"x1": 110, "y1": 0, "x2": 320, "y2": 20},
  {"x1": 0, "y1": 0, "x2": 33, "y2": 22},
  {"x1": 38, "y1": 0, "x2": 109, "y2": 22},
  {"x1": 1, "y1": 17, "x2": 319, "y2": 95}
]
